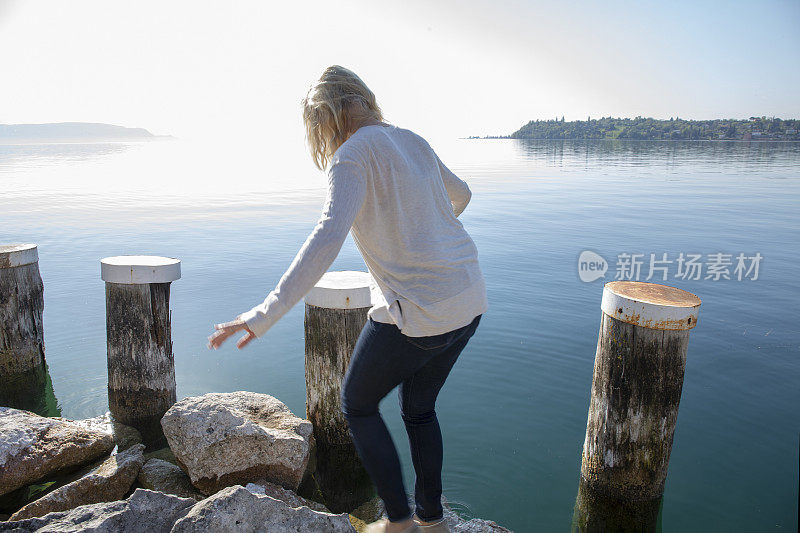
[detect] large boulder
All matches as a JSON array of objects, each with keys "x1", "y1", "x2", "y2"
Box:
[
  {"x1": 170, "y1": 485, "x2": 355, "y2": 532},
  {"x1": 0, "y1": 407, "x2": 115, "y2": 497},
  {"x1": 0, "y1": 413, "x2": 140, "y2": 514},
  {"x1": 161, "y1": 391, "x2": 312, "y2": 495},
  {"x1": 8, "y1": 443, "x2": 146, "y2": 520},
  {"x1": 138, "y1": 459, "x2": 205, "y2": 501},
  {"x1": 0, "y1": 488, "x2": 196, "y2": 532}
]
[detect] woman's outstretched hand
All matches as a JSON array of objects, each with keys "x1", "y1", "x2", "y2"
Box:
[{"x1": 208, "y1": 318, "x2": 256, "y2": 350}]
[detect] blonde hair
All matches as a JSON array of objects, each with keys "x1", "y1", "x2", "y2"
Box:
[{"x1": 302, "y1": 65, "x2": 384, "y2": 170}]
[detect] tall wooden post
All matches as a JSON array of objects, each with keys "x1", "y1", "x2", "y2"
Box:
[
  {"x1": 301, "y1": 270, "x2": 375, "y2": 513},
  {"x1": 101, "y1": 255, "x2": 180, "y2": 449},
  {"x1": 574, "y1": 281, "x2": 701, "y2": 532}
]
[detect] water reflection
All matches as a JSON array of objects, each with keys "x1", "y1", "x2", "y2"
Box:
[
  {"x1": 0, "y1": 363, "x2": 62, "y2": 417},
  {"x1": 513, "y1": 138, "x2": 800, "y2": 176}
]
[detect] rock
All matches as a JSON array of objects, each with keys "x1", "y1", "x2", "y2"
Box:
[
  {"x1": 244, "y1": 480, "x2": 329, "y2": 512},
  {"x1": 170, "y1": 485, "x2": 356, "y2": 532},
  {"x1": 138, "y1": 459, "x2": 204, "y2": 501},
  {"x1": 143, "y1": 446, "x2": 177, "y2": 465},
  {"x1": 0, "y1": 407, "x2": 115, "y2": 497},
  {"x1": 376, "y1": 494, "x2": 513, "y2": 532},
  {"x1": 350, "y1": 495, "x2": 384, "y2": 524},
  {"x1": 0, "y1": 411, "x2": 140, "y2": 515},
  {"x1": 0, "y1": 488, "x2": 196, "y2": 532},
  {"x1": 8, "y1": 443, "x2": 146, "y2": 520},
  {"x1": 53, "y1": 412, "x2": 142, "y2": 452},
  {"x1": 161, "y1": 391, "x2": 312, "y2": 495}
]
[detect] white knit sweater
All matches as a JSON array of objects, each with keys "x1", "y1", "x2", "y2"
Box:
[{"x1": 238, "y1": 124, "x2": 488, "y2": 338}]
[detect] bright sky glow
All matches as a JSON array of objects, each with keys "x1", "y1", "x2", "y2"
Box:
[{"x1": 1, "y1": 0, "x2": 798, "y2": 149}]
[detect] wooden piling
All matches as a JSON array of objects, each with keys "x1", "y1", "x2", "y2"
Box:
[
  {"x1": 0, "y1": 244, "x2": 45, "y2": 379},
  {"x1": 301, "y1": 270, "x2": 375, "y2": 513},
  {"x1": 574, "y1": 281, "x2": 701, "y2": 532},
  {"x1": 101, "y1": 255, "x2": 180, "y2": 449}
]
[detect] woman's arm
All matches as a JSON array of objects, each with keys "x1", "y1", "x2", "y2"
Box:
[
  {"x1": 435, "y1": 152, "x2": 471, "y2": 217},
  {"x1": 236, "y1": 159, "x2": 367, "y2": 338}
]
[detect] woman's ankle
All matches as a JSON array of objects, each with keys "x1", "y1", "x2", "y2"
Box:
[{"x1": 413, "y1": 512, "x2": 445, "y2": 525}]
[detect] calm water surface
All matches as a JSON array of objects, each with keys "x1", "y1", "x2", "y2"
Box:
[{"x1": 1, "y1": 138, "x2": 798, "y2": 531}]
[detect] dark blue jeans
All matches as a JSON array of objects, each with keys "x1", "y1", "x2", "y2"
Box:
[{"x1": 340, "y1": 313, "x2": 482, "y2": 523}]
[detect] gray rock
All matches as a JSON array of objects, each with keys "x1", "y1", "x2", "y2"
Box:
[
  {"x1": 138, "y1": 459, "x2": 204, "y2": 501},
  {"x1": 1, "y1": 413, "x2": 139, "y2": 514},
  {"x1": 53, "y1": 412, "x2": 142, "y2": 452},
  {"x1": 0, "y1": 488, "x2": 196, "y2": 532},
  {"x1": 244, "y1": 480, "x2": 329, "y2": 512},
  {"x1": 0, "y1": 407, "x2": 115, "y2": 497},
  {"x1": 161, "y1": 391, "x2": 312, "y2": 495},
  {"x1": 171, "y1": 485, "x2": 356, "y2": 532},
  {"x1": 350, "y1": 495, "x2": 384, "y2": 524},
  {"x1": 9, "y1": 443, "x2": 146, "y2": 520}
]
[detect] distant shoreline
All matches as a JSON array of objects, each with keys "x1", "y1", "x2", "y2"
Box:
[
  {"x1": 470, "y1": 116, "x2": 800, "y2": 142},
  {"x1": 0, "y1": 139, "x2": 173, "y2": 146},
  {"x1": 0, "y1": 122, "x2": 174, "y2": 145}
]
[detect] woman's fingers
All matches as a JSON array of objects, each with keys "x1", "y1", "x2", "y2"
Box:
[
  {"x1": 208, "y1": 322, "x2": 241, "y2": 349},
  {"x1": 236, "y1": 331, "x2": 256, "y2": 349},
  {"x1": 208, "y1": 328, "x2": 231, "y2": 349},
  {"x1": 208, "y1": 319, "x2": 257, "y2": 350}
]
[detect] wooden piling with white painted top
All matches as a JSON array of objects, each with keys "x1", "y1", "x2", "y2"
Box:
[
  {"x1": 573, "y1": 280, "x2": 701, "y2": 532},
  {"x1": 101, "y1": 255, "x2": 180, "y2": 449},
  {"x1": 301, "y1": 270, "x2": 375, "y2": 513}
]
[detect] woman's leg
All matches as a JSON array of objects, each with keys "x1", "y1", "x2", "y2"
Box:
[
  {"x1": 398, "y1": 314, "x2": 481, "y2": 522},
  {"x1": 341, "y1": 318, "x2": 429, "y2": 522}
]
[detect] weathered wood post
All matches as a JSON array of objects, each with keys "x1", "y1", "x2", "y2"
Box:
[
  {"x1": 0, "y1": 243, "x2": 51, "y2": 412},
  {"x1": 0, "y1": 244, "x2": 45, "y2": 378},
  {"x1": 101, "y1": 255, "x2": 180, "y2": 449},
  {"x1": 573, "y1": 281, "x2": 701, "y2": 532},
  {"x1": 301, "y1": 270, "x2": 375, "y2": 513}
]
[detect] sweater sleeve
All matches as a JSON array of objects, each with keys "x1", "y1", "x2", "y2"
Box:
[
  {"x1": 237, "y1": 158, "x2": 367, "y2": 338},
  {"x1": 435, "y1": 152, "x2": 472, "y2": 217}
]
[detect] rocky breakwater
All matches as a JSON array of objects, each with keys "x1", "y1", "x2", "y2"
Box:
[{"x1": 1, "y1": 391, "x2": 514, "y2": 531}]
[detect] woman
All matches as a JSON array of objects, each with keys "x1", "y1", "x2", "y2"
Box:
[{"x1": 208, "y1": 65, "x2": 488, "y2": 533}]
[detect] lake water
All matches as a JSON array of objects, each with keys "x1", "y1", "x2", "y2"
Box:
[{"x1": 1, "y1": 137, "x2": 798, "y2": 531}]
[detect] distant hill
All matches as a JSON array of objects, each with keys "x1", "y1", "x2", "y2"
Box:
[
  {"x1": 493, "y1": 116, "x2": 800, "y2": 141},
  {"x1": 0, "y1": 122, "x2": 169, "y2": 144}
]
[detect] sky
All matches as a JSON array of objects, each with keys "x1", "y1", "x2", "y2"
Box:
[{"x1": 0, "y1": 0, "x2": 798, "y2": 146}]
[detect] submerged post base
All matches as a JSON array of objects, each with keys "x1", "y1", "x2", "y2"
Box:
[{"x1": 572, "y1": 479, "x2": 662, "y2": 532}]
